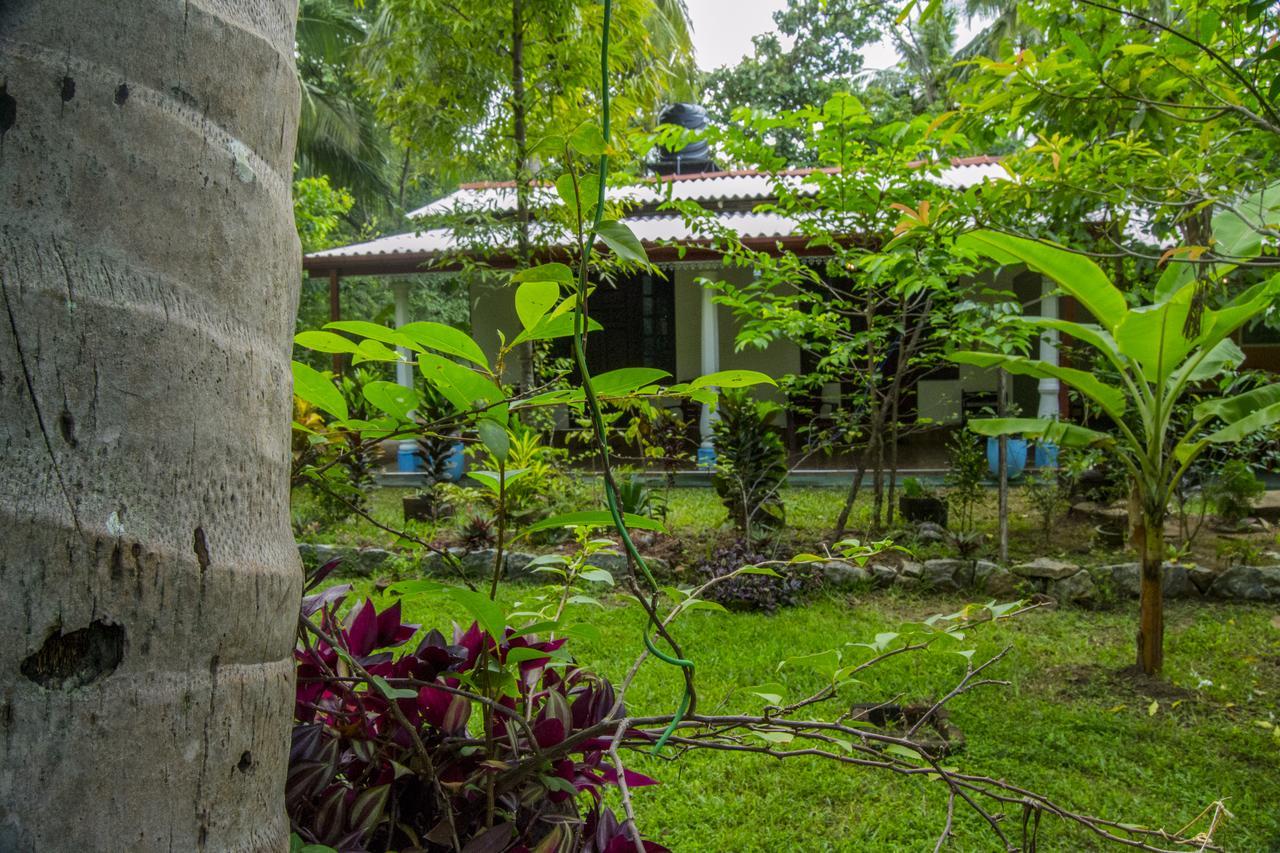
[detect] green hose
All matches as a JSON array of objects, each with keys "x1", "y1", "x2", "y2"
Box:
[{"x1": 570, "y1": 0, "x2": 693, "y2": 754}]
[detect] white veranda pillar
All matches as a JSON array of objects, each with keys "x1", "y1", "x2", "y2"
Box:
[
  {"x1": 697, "y1": 283, "x2": 719, "y2": 467},
  {"x1": 1036, "y1": 277, "x2": 1061, "y2": 466},
  {"x1": 392, "y1": 281, "x2": 418, "y2": 471}
]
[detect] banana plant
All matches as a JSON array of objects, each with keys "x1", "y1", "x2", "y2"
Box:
[{"x1": 949, "y1": 230, "x2": 1280, "y2": 675}]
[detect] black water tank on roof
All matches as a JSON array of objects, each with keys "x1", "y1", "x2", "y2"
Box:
[{"x1": 652, "y1": 103, "x2": 716, "y2": 176}]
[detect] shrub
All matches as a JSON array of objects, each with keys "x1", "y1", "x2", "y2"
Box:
[
  {"x1": 710, "y1": 388, "x2": 787, "y2": 537},
  {"x1": 289, "y1": 577, "x2": 665, "y2": 852},
  {"x1": 694, "y1": 541, "x2": 814, "y2": 613},
  {"x1": 1204, "y1": 459, "x2": 1265, "y2": 526},
  {"x1": 943, "y1": 432, "x2": 986, "y2": 534}
]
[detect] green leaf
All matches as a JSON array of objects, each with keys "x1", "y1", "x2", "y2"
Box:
[
  {"x1": 1178, "y1": 339, "x2": 1244, "y2": 386},
  {"x1": 295, "y1": 330, "x2": 362, "y2": 354},
  {"x1": 1201, "y1": 400, "x2": 1280, "y2": 446},
  {"x1": 885, "y1": 744, "x2": 923, "y2": 761},
  {"x1": 399, "y1": 321, "x2": 489, "y2": 369},
  {"x1": 570, "y1": 123, "x2": 606, "y2": 157},
  {"x1": 418, "y1": 351, "x2": 506, "y2": 423},
  {"x1": 1019, "y1": 318, "x2": 1121, "y2": 360},
  {"x1": 370, "y1": 675, "x2": 417, "y2": 700},
  {"x1": 1212, "y1": 180, "x2": 1280, "y2": 260},
  {"x1": 596, "y1": 220, "x2": 648, "y2": 264},
  {"x1": 779, "y1": 648, "x2": 841, "y2": 677},
  {"x1": 362, "y1": 380, "x2": 418, "y2": 421},
  {"x1": 949, "y1": 352, "x2": 1126, "y2": 420},
  {"x1": 512, "y1": 263, "x2": 574, "y2": 284},
  {"x1": 467, "y1": 468, "x2": 528, "y2": 494},
  {"x1": 511, "y1": 313, "x2": 603, "y2": 345},
  {"x1": 591, "y1": 367, "x2": 670, "y2": 396},
  {"x1": 689, "y1": 369, "x2": 777, "y2": 389},
  {"x1": 325, "y1": 320, "x2": 419, "y2": 351},
  {"x1": 957, "y1": 231, "x2": 1128, "y2": 330},
  {"x1": 448, "y1": 587, "x2": 506, "y2": 641},
  {"x1": 579, "y1": 568, "x2": 616, "y2": 586},
  {"x1": 1113, "y1": 290, "x2": 1197, "y2": 383},
  {"x1": 291, "y1": 361, "x2": 348, "y2": 420},
  {"x1": 737, "y1": 565, "x2": 782, "y2": 577},
  {"x1": 477, "y1": 418, "x2": 509, "y2": 462},
  {"x1": 1195, "y1": 381, "x2": 1280, "y2": 423},
  {"x1": 384, "y1": 579, "x2": 445, "y2": 597},
  {"x1": 515, "y1": 281, "x2": 561, "y2": 330},
  {"x1": 966, "y1": 417, "x2": 1114, "y2": 449},
  {"x1": 523, "y1": 510, "x2": 665, "y2": 535}
]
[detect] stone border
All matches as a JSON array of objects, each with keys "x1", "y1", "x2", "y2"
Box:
[{"x1": 298, "y1": 543, "x2": 1280, "y2": 605}]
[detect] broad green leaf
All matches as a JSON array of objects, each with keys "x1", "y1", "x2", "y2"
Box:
[
  {"x1": 1195, "y1": 381, "x2": 1280, "y2": 423},
  {"x1": 596, "y1": 220, "x2": 648, "y2": 264},
  {"x1": 362, "y1": 380, "x2": 418, "y2": 421},
  {"x1": 385, "y1": 579, "x2": 445, "y2": 597},
  {"x1": 448, "y1": 587, "x2": 506, "y2": 641},
  {"x1": 515, "y1": 388, "x2": 586, "y2": 408},
  {"x1": 591, "y1": 367, "x2": 670, "y2": 396},
  {"x1": 512, "y1": 262, "x2": 574, "y2": 283},
  {"x1": 418, "y1": 351, "x2": 506, "y2": 423},
  {"x1": 515, "y1": 281, "x2": 561, "y2": 330},
  {"x1": 779, "y1": 648, "x2": 841, "y2": 677},
  {"x1": 1177, "y1": 339, "x2": 1244, "y2": 386},
  {"x1": 1018, "y1": 318, "x2": 1121, "y2": 360},
  {"x1": 1114, "y1": 291, "x2": 1197, "y2": 383},
  {"x1": 948, "y1": 352, "x2": 1126, "y2": 419},
  {"x1": 1212, "y1": 180, "x2": 1280, "y2": 260},
  {"x1": 291, "y1": 361, "x2": 348, "y2": 420},
  {"x1": 352, "y1": 339, "x2": 402, "y2": 364},
  {"x1": 467, "y1": 468, "x2": 528, "y2": 494},
  {"x1": 523, "y1": 510, "x2": 664, "y2": 534},
  {"x1": 476, "y1": 418, "x2": 509, "y2": 462},
  {"x1": 1152, "y1": 262, "x2": 1196, "y2": 304},
  {"x1": 295, "y1": 330, "x2": 362, "y2": 355},
  {"x1": 1194, "y1": 275, "x2": 1280, "y2": 354},
  {"x1": 399, "y1": 321, "x2": 489, "y2": 369},
  {"x1": 325, "y1": 320, "x2": 419, "y2": 352},
  {"x1": 885, "y1": 744, "x2": 923, "y2": 761},
  {"x1": 957, "y1": 231, "x2": 1128, "y2": 330},
  {"x1": 570, "y1": 122, "x2": 606, "y2": 157},
  {"x1": 579, "y1": 568, "x2": 616, "y2": 585},
  {"x1": 966, "y1": 417, "x2": 1114, "y2": 449},
  {"x1": 511, "y1": 313, "x2": 603, "y2": 345},
  {"x1": 690, "y1": 369, "x2": 777, "y2": 389},
  {"x1": 1201, "y1": 400, "x2": 1280, "y2": 446}
]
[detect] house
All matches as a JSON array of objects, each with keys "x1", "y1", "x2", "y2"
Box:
[{"x1": 302, "y1": 154, "x2": 1076, "y2": 474}]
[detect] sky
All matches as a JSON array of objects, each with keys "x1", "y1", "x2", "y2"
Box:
[{"x1": 686, "y1": 0, "x2": 983, "y2": 74}]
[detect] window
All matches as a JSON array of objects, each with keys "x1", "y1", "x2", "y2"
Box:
[{"x1": 582, "y1": 271, "x2": 676, "y2": 376}]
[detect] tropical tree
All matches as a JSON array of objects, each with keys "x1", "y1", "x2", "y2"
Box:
[
  {"x1": 950, "y1": 230, "x2": 1280, "y2": 675},
  {"x1": 703, "y1": 0, "x2": 884, "y2": 163},
  {"x1": 0, "y1": 1, "x2": 302, "y2": 848},
  {"x1": 295, "y1": 0, "x2": 399, "y2": 221}
]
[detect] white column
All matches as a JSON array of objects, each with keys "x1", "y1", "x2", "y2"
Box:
[
  {"x1": 697, "y1": 283, "x2": 719, "y2": 466},
  {"x1": 1036, "y1": 277, "x2": 1060, "y2": 468},
  {"x1": 392, "y1": 281, "x2": 417, "y2": 471},
  {"x1": 1036, "y1": 278, "x2": 1060, "y2": 420}
]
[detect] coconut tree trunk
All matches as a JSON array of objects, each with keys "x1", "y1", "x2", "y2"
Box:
[
  {"x1": 0, "y1": 2, "x2": 301, "y2": 849},
  {"x1": 1136, "y1": 514, "x2": 1165, "y2": 675}
]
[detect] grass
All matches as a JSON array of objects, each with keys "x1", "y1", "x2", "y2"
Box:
[{"x1": 331, "y1": 576, "x2": 1280, "y2": 852}]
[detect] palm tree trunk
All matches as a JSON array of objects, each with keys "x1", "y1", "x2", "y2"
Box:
[{"x1": 0, "y1": 2, "x2": 301, "y2": 848}]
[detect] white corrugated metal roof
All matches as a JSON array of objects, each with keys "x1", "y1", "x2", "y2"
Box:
[{"x1": 309, "y1": 159, "x2": 1009, "y2": 265}]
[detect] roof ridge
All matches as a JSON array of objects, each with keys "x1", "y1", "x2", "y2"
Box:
[{"x1": 453, "y1": 155, "x2": 1002, "y2": 191}]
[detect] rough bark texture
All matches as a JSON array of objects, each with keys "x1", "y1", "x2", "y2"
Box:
[{"x1": 0, "y1": 2, "x2": 301, "y2": 849}]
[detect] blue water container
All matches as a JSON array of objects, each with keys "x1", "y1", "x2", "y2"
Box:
[
  {"x1": 1034, "y1": 442, "x2": 1059, "y2": 469},
  {"x1": 441, "y1": 441, "x2": 466, "y2": 481},
  {"x1": 987, "y1": 437, "x2": 1027, "y2": 479}
]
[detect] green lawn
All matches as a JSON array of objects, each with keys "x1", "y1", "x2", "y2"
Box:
[{"x1": 332, "y1": 578, "x2": 1280, "y2": 851}]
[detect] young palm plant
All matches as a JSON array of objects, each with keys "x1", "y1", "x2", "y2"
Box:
[{"x1": 950, "y1": 231, "x2": 1280, "y2": 675}]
